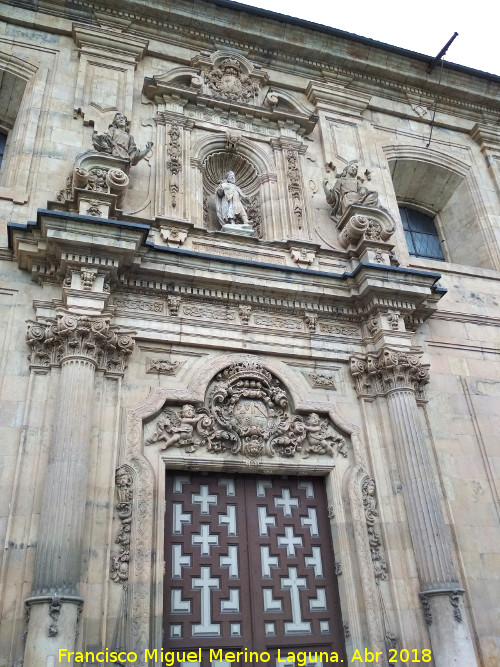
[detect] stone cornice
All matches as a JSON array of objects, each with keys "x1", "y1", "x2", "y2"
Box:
[
  {"x1": 9, "y1": 210, "x2": 444, "y2": 331},
  {"x1": 1, "y1": 1, "x2": 499, "y2": 118},
  {"x1": 350, "y1": 348, "x2": 430, "y2": 400}
]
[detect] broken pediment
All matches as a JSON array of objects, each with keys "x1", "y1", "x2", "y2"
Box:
[{"x1": 143, "y1": 50, "x2": 318, "y2": 136}]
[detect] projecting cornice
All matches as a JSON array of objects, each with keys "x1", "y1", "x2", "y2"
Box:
[
  {"x1": 0, "y1": 0, "x2": 498, "y2": 116},
  {"x1": 8, "y1": 209, "x2": 444, "y2": 334}
]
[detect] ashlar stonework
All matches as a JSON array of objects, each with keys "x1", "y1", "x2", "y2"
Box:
[{"x1": 0, "y1": 1, "x2": 499, "y2": 667}]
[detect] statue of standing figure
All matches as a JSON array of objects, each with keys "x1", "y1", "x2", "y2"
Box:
[
  {"x1": 323, "y1": 160, "x2": 378, "y2": 220},
  {"x1": 215, "y1": 170, "x2": 250, "y2": 227},
  {"x1": 92, "y1": 112, "x2": 153, "y2": 166}
]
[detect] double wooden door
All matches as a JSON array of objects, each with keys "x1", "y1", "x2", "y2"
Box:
[{"x1": 164, "y1": 472, "x2": 346, "y2": 666}]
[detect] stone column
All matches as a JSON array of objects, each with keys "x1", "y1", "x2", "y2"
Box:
[
  {"x1": 351, "y1": 348, "x2": 477, "y2": 667},
  {"x1": 24, "y1": 312, "x2": 134, "y2": 667}
]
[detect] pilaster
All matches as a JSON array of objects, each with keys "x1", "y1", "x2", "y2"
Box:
[
  {"x1": 350, "y1": 347, "x2": 478, "y2": 667},
  {"x1": 23, "y1": 313, "x2": 134, "y2": 667}
]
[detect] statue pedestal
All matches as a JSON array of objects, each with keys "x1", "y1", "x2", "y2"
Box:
[{"x1": 221, "y1": 223, "x2": 254, "y2": 236}]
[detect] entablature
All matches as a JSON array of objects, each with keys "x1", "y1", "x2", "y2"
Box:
[{"x1": 9, "y1": 209, "x2": 444, "y2": 339}]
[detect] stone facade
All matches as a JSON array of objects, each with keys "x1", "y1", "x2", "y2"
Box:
[{"x1": 0, "y1": 1, "x2": 499, "y2": 666}]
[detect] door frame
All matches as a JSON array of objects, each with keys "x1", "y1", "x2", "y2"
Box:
[{"x1": 117, "y1": 353, "x2": 391, "y2": 665}]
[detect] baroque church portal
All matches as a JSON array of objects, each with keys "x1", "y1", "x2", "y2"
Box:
[{"x1": 0, "y1": 1, "x2": 499, "y2": 667}]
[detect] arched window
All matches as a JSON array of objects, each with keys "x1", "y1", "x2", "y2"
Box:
[{"x1": 399, "y1": 206, "x2": 444, "y2": 261}]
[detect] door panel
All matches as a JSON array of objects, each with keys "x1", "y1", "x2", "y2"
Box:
[{"x1": 164, "y1": 473, "x2": 346, "y2": 666}]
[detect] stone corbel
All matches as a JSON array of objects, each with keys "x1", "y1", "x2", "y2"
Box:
[
  {"x1": 363, "y1": 306, "x2": 410, "y2": 347},
  {"x1": 289, "y1": 245, "x2": 317, "y2": 268},
  {"x1": 306, "y1": 81, "x2": 371, "y2": 119},
  {"x1": 336, "y1": 205, "x2": 396, "y2": 265},
  {"x1": 52, "y1": 151, "x2": 131, "y2": 219}
]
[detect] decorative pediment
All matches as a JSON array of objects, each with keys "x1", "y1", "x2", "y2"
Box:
[{"x1": 143, "y1": 51, "x2": 318, "y2": 136}]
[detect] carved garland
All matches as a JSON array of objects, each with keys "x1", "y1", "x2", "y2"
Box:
[
  {"x1": 167, "y1": 123, "x2": 181, "y2": 208},
  {"x1": 285, "y1": 150, "x2": 304, "y2": 229},
  {"x1": 110, "y1": 467, "x2": 133, "y2": 584},
  {"x1": 362, "y1": 477, "x2": 388, "y2": 584},
  {"x1": 146, "y1": 361, "x2": 347, "y2": 461}
]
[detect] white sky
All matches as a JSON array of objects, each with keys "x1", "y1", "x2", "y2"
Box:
[{"x1": 231, "y1": 0, "x2": 499, "y2": 77}]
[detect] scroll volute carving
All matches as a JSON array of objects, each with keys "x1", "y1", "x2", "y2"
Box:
[{"x1": 146, "y1": 361, "x2": 348, "y2": 461}]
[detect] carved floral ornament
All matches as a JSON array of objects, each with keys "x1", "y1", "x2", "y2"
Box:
[
  {"x1": 146, "y1": 361, "x2": 347, "y2": 461},
  {"x1": 26, "y1": 311, "x2": 135, "y2": 373},
  {"x1": 350, "y1": 348, "x2": 429, "y2": 398}
]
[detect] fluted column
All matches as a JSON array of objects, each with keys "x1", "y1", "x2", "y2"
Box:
[
  {"x1": 351, "y1": 349, "x2": 477, "y2": 667},
  {"x1": 24, "y1": 312, "x2": 134, "y2": 667}
]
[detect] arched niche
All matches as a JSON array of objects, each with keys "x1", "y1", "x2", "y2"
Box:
[{"x1": 192, "y1": 134, "x2": 275, "y2": 237}]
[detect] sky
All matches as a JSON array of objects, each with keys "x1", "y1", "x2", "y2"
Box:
[{"x1": 230, "y1": 0, "x2": 499, "y2": 77}]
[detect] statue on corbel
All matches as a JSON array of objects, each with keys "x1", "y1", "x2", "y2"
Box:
[
  {"x1": 323, "y1": 160, "x2": 396, "y2": 264},
  {"x1": 92, "y1": 112, "x2": 153, "y2": 165},
  {"x1": 323, "y1": 160, "x2": 378, "y2": 220},
  {"x1": 53, "y1": 112, "x2": 153, "y2": 219}
]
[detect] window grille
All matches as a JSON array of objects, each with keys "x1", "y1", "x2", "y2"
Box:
[{"x1": 400, "y1": 206, "x2": 444, "y2": 261}]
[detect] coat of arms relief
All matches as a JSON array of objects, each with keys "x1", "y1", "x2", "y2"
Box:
[{"x1": 146, "y1": 361, "x2": 347, "y2": 460}]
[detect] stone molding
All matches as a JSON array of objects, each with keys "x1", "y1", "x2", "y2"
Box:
[
  {"x1": 350, "y1": 348, "x2": 429, "y2": 399},
  {"x1": 26, "y1": 311, "x2": 135, "y2": 374}
]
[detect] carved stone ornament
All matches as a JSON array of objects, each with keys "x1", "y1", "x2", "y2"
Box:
[
  {"x1": 110, "y1": 467, "x2": 133, "y2": 584},
  {"x1": 205, "y1": 57, "x2": 262, "y2": 103},
  {"x1": 48, "y1": 595, "x2": 62, "y2": 637},
  {"x1": 350, "y1": 348, "x2": 429, "y2": 399},
  {"x1": 286, "y1": 150, "x2": 304, "y2": 229},
  {"x1": 26, "y1": 311, "x2": 135, "y2": 374},
  {"x1": 420, "y1": 593, "x2": 432, "y2": 626},
  {"x1": 450, "y1": 590, "x2": 463, "y2": 623},
  {"x1": 146, "y1": 361, "x2": 347, "y2": 461},
  {"x1": 238, "y1": 305, "x2": 252, "y2": 325},
  {"x1": 362, "y1": 477, "x2": 388, "y2": 584},
  {"x1": 146, "y1": 359, "x2": 181, "y2": 375},
  {"x1": 305, "y1": 372, "x2": 336, "y2": 389}
]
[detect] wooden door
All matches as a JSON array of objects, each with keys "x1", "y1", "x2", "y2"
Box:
[{"x1": 164, "y1": 473, "x2": 346, "y2": 667}]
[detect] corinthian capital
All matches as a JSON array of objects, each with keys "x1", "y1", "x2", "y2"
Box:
[
  {"x1": 27, "y1": 311, "x2": 134, "y2": 374},
  {"x1": 350, "y1": 348, "x2": 429, "y2": 399}
]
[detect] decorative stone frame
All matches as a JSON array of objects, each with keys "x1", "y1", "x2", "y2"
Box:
[{"x1": 118, "y1": 353, "x2": 394, "y2": 664}]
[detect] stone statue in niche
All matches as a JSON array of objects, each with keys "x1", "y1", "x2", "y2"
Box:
[
  {"x1": 92, "y1": 112, "x2": 153, "y2": 166},
  {"x1": 215, "y1": 170, "x2": 252, "y2": 229},
  {"x1": 323, "y1": 160, "x2": 379, "y2": 220}
]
